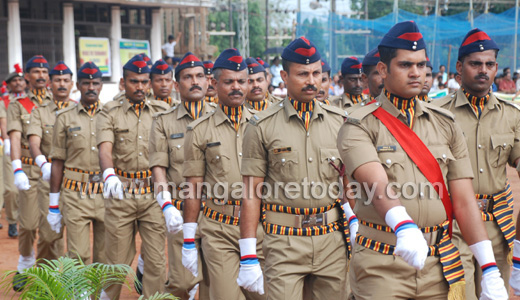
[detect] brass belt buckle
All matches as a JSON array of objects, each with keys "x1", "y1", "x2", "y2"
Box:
[
  {"x1": 477, "y1": 198, "x2": 489, "y2": 212},
  {"x1": 301, "y1": 213, "x2": 324, "y2": 228}
]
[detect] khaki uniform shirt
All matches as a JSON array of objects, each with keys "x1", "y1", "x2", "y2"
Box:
[
  {"x1": 241, "y1": 98, "x2": 347, "y2": 208},
  {"x1": 149, "y1": 101, "x2": 217, "y2": 184},
  {"x1": 7, "y1": 90, "x2": 51, "y2": 151},
  {"x1": 268, "y1": 92, "x2": 282, "y2": 103},
  {"x1": 0, "y1": 96, "x2": 8, "y2": 119},
  {"x1": 50, "y1": 102, "x2": 103, "y2": 172},
  {"x1": 337, "y1": 93, "x2": 474, "y2": 230},
  {"x1": 330, "y1": 93, "x2": 365, "y2": 111},
  {"x1": 27, "y1": 100, "x2": 69, "y2": 157},
  {"x1": 434, "y1": 89, "x2": 520, "y2": 195},
  {"x1": 183, "y1": 105, "x2": 255, "y2": 201},
  {"x1": 96, "y1": 99, "x2": 169, "y2": 172}
]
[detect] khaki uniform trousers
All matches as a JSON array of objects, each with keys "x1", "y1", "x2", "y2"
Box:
[
  {"x1": 451, "y1": 220, "x2": 509, "y2": 300},
  {"x1": 104, "y1": 192, "x2": 166, "y2": 300},
  {"x1": 61, "y1": 187, "x2": 106, "y2": 265},
  {"x1": 3, "y1": 154, "x2": 19, "y2": 224},
  {"x1": 37, "y1": 177, "x2": 64, "y2": 260},
  {"x1": 264, "y1": 230, "x2": 348, "y2": 300},
  {"x1": 18, "y1": 164, "x2": 63, "y2": 260},
  {"x1": 350, "y1": 244, "x2": 448, "y2": 300},
  {"x1": 199, "y1": 216, "x2": 266, "y2": 300},
  {"x1": 165, "y1": 213, "x2": 209, "y2": 300}
]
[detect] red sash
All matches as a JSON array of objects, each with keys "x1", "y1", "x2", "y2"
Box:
[
  {"x1": 18, "y1": 97, "x2": 36, "y2": 114},
  {"x1": 1, "y1": 95, "x2": 9, "y2": 109},
  {"x1": 370, "y1": 103, "x2": 454, "y2": 237}
]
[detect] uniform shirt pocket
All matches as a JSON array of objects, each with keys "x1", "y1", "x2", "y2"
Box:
[
  {"x1": 377, "y1": 152, "x2": 406, "y2": 183},
  {"x1": 206, "y1": 145, "x2": 230, "y2": 177},
  {"x1": 168, "y1": 138, "x2": 184, "y2": 165},
  {"x1": 429, "y1": 145, "x2": 455, "y2": 176},
  {"x1": 490, "y1": 133, "x2": 514, "y2": 168},
  {"x1": 268, "y1": 149, "x2": 299, "y2": 182},
  {"x1": 319, "y1": 148, "x2": 343, "y2": 181}
]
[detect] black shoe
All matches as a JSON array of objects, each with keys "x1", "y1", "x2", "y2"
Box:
[
  {"x1": 134, "y1": 268, "x2": 143, "y2": 295},
  {"x1": 8, "y1": 224, "x2": 18, "y2": 238},
  {"x1": 12, "y1": 272, "x2": 27, "y2": 292}
]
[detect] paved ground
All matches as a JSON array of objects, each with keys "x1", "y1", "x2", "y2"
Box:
[{"x1": 1, "y1": 167, "x2": 520, "y2": 299}]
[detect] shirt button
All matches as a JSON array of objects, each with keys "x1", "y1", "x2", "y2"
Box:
[
  {"x1": 138, "y1": 120, "x2": 141, "y2": 123},
  {"x1": 281, "y1": 158, "x2": 286, "y2": 163},
  {"x1": 138, "y1": 136, "x2": 142, "y2": 139},
  {"x1": 307, "y1": 132, "x2": 310, "y2": 137},
  {"x1": 331, "y1": 156, "x2": 336, "y2": 161},
  {"x1": 177, "y1": 145, "x2": 181, "y2": 149},
  {"x1": 120, "y1": 138, "x2": 124, "y2": 141},
  {"x1": 503, "y1": 143, "x2": 507, "y2": 147},
  {"x1": 216, "y1": 155, "x2": 220, "y2": 160},
  {"x1": 386, "y1": 159, "x2": 392, "y2": 165},
  {"x1": 139, "y1": 152, "x2": 143, "y2": 156},
  {"x1": 90, "y1": 118, "x2": 93, "y2": 121},
  {"x1": 236, "y1": 134, "x2": 240, "y2": 138},
  {"x1": 239, "y1": 152, "x2": 242, "y2": 156},
  {"x1": 442, "y1": 154, "x2": 447, "y2": 159},
  {"x1": 91, "y1": 132, "x2": 95, "y2": 136},
  {"x1": 420, "y1": 192, "x2": 424, "y2": 198},
  {"x1": 45, "y1": 130, "x2": 49, "y2": 134},
  {"x1": 74, "y1": 133, "x2": 78, "y2": 137},
  {"x1": 91, "y1": 147, "x2": 95, "y2": 150},
  {"x1": 478, "y1": 144, "x2": 482, "y2": 149},
  {"x1": 308, "y1": 157, "x2": 313, "y2": 162},
  {"x1": 26, "y1": 121, "x2": 30, "y2": 124},
  {"x1": 311, "y1": 181, "x2": 315, "y2": 185},
  {"x1": 479, "y1": 168, "x2": 484, "y2": 173}
]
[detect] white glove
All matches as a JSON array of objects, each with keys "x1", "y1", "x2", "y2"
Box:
[
  {"x1": 12, "y1": 159, "x2": 30, "y2": 190},
  {"x1": 157, "y1": 191, "x2": 183, "y2": 234},
  {"x1": 47, "y1": 192, "x2": 62, "y2": 233},
  {"x1": 509, "y1": 240, "x2": 520, "y2": 295},
  {"x1": 4, "y1": 138, "x2": 10, "y2": 157},
  {"x1": 102, "y1": 168, "x2": 124, "y2": 200},
  {"x1": 385, "y1": 206, "x2": 428, "y2": 270},
  {"x1": 182, "y1": 222, "x2": 198, "y2": 277},
  {"x1": 468, "y1": 240, "x2": 508, "y2": 300},
  {"x1": 237, "y1": 238, "x2": 264, "y2": 295},
  {"x1": 36, "y1": 155, "x2": 51, "y2": 182},
  {"x1": 342, "y1": 203, "x2": 358, "y2": 250}
]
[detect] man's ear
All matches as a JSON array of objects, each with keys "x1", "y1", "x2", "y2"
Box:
[{"x1": 377, "y1": 61, "x2": 388, "y2": 80}]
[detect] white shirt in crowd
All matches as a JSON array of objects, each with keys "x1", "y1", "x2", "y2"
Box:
[{"x1": 162, "y1": 41, "x2": 177, "y2": 57}]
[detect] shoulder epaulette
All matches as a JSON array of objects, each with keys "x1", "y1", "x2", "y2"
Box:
[
  {"x1": 102, "y1": 99, "x2": 123, "y2": 112},
  {"x1": 207, "y1": 102, "x2": 218, "y2": 109},
  {"x1": 186, "y1": 110, "x2": 215, "y2": 131},
  {"x1": 40, "y1": 102, "x2": 51, "y2": 107},
  {"x1": 346, "y1": 101, "x2": 379, "y2": 124},
  {"x1": 153, "y1": 105, "x2": 177, "y2": 119},
  {"x1": 496, "y1": 96, "x2": 520, "y2": 111},
  {"x1": 55, "y1": 103, "x2": 77, "y2": 116},
  {"x1": 148, "y1": 99, "x2": 170, "y2": 109},
  {"x1": 248, "y1": 101, "x2": 284, "y2": 126},
  {"x1": 422, "y1": 102, "x2": 455, "y2": 120},
  {"x1": 320, "y1": 102, "x2": 348, "y2": 117},
  {"x1": 432, "y1": 92, "x2": 456, "y2": 108}
]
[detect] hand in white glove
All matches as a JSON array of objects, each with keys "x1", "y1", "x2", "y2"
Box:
[
  {"x1": 35, "y1": 155, "x2": 51, "y2": 182},
  {"x1": 12, "y1": 159, "x2": 30, "y2": 190},
  {"x1": 102, "y1": 168, "x2": 124, "y2": 200},
  {"x1": 468, "y1": 240, "x2": 508, "y2": 300},
  {"x1": 3, "y1": 138, "x2": 10, "y2": 157},
  {"x1": 47, "y1": 193, "x2": 62, "y2": 233},
  {"x1": 386, "y1": 206, "x2": 428, "y2": 270},
  {"x1": 509, "y1": 240, "x2": 520, "y2": 295},
  {"x1": 342, "y1": 203, "x2": 358, "y2": 250},
  {"x1": 156, "y1": 191, "x2": 183, "y2": 234},
  {"x1": 182, "y1": 223, "x2": 199, "y2": 277},
  {"x1": 237, "y1": 238, "x2": 264, "y2": 295}
]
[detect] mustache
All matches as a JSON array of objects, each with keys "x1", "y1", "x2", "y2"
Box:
[
  {"x1": 475, "y1": 74, "x2": 489, "y2": 81},
  {"x1": 36, "y1": 78, "x2": 46, "y2": 83},
  {"x1": 86, "y1": 91, "x2": 97, "y2": 96},
  {"x1": 318, "y1": 90, "x2": 325, "y2": 95},
  {"x1": 251, "y1": 88, "x2": 262, "y2": 93},
  {"x1": 207, "y1": 85, "x2": 215, "y2": 90},
  {"x1": 134, "y1": 90, "x2": 144, "y2": 95},
  {"x1": 228, "y1": 90, "x2": 243, "y2": 97},
  {"x1": 301, "y1": 85, "x2": 317, "y2": 92},
  {"x1": 190, "y1": 86, "x2": 202, "y2": 91},
  {"x1": 57, "y1": 87, "x2": 67, "y2": 91},
  {"x1": 378, "y1": 83, "x2": 385, "y2": 89}
]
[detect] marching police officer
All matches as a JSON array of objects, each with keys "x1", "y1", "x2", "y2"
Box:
[
  {"x1": 97, "y1": 54, "x2": 169, "y2": 299},
  {"x1": 337, "y1": 21, "x2": 507, "y2": 299},
  {"x1": 182, "y1": 49, "x2": 266, "y2": 300},
  {"x1": 361, "y1": 48, "x2": 383, "y2": 101},
  {"x1": 240, "y1": 37, "x2": 350, "y2": 299},
  {"x1": 435, "y1": 28, "x2": 520, "y2": 299},
  {"x1": 245, "y1": 57, "x2": 272, "y2": 111},
  {"x1": 47, "y1": 62, "x2": 106, "y2": 265},
  {"x1": 332, "y1": 56, "x2": 365, "y2": 110},
  {"x1": 149, "y1": 53, "x2": 216, "y2": 299},
  {"x1": 316, "y1": 60, "x2": 332, "y2": 104}
]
